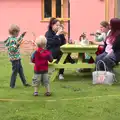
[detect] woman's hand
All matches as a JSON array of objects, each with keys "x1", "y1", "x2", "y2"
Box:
[
  {"x1": 90, "y1": 33, "x2": 95, "y2": 36},
  {"x1": 89, "y1": 39, "x2": 104, "y2": 45},
  {"x1": 89, "y1": 39, "x2": 96, "y2": 44},
  {"x1": 56, "y1": 27, "x2": 63, "y2": 35}
]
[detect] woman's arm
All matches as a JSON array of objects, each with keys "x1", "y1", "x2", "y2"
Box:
[
  {"x1": 89, "y1": 39, "x2": 104, "y2": 45},
  {"x1": 94, "y1": 32, "x2": 106, "y2": 42},
  {"x1": 95, "y1": 34, "x2": 105, "y2": 42},
  {"x1": 59, "y1": 34, "x2": 66, "y2": 45}
]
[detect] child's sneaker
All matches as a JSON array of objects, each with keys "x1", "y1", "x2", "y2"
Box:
[
  {"x1": 33, "y1": 92, "x2": 38, "y2": 96},
  {"x1": 59, "y1": 74, "x2": 64, "y2": 80},
  {"x1": 44, "y1": 92, "x2": 51, "y2": 96}
]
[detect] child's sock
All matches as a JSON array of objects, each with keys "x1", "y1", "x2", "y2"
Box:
[
  {"x1": 45, "y1": 84, "x2": 50, "y2": 93},
  {"x1": 34, "y1": 92, "x2": 38, "y2": 96},
  {"x1": 45, "y1": 85, "x2": 51, "y2": 96},
  {"x1": 34, "y1": 87, "x2": 39, "y2": 96}
]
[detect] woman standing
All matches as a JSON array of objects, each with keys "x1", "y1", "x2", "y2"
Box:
[{"x1": 45, "y1": 18, "x2": 75, "y2": 80}]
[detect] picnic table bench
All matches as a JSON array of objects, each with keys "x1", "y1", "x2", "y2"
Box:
[{"x1": 48, "y1": 44, "x2": 98, "y2": 81}]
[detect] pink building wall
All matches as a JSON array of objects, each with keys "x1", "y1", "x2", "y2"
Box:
[
  {"x1": 0, "y1": 0, "x2": 116, "y2": 42},
  {"x1": 70, "y1": 0, "x2": 105, "y2": 40},
  {"x1": 108, "y1": 0, "x2": 115, "y2": 20},
  {"x1": 0, "y1": 0, "x2": 48, "y2": 41}
]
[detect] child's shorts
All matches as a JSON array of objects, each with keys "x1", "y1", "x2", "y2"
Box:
[{"x1": 32, "y1": 73, "x2": 49, "y2": 87}]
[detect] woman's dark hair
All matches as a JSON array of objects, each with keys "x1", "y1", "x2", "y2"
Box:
[
  {"x1": 48, "y1": 17, "x2": 60, "y2": 30},
  {"x1": 110, "y1": 18, "x2": 120, "y2": 32},
  {"x1": 107, "y1": 18, "x2": 120, "y2": 43},
  {"x1": 100, "y1": 21, "x2": 109, "y2": 28}
]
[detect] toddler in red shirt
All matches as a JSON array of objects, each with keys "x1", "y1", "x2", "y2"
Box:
[{"x1": 31, "y1": 36, "x2": 53, "y2": 96}]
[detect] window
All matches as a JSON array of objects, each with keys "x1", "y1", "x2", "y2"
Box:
[
  {"x1": 44, "y1": 0, "x2": 52, "y2": 18},
  {"x1": 56, "y1": 0, "x2": 61, "y2": 18},
  {"x1": 41, "y1": 0, "x2": 69, "y2": 21}
]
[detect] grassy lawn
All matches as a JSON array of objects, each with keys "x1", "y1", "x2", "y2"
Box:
[{"x1": 0, "y1": 52, "x2": 120, "y2": 120}]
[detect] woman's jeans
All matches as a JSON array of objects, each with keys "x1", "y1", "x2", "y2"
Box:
[{"x1": 96, "y1": 52, "x2": 116, "y2": 71}]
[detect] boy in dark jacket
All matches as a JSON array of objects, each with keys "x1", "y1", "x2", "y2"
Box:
[{"x1": 31, "y1": 36, "x2": 53, "y2": 96}]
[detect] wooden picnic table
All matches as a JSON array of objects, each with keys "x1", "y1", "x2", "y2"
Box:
[{"x1": 49, "y1": 44, "x2": 98, "y2": 81}]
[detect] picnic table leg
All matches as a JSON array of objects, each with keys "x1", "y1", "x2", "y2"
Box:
[
  {"x1": 50, "y1": 53, "x2": 68, "y2": 82},
  {"x1": 91, "y1": 54, "x2": 96, "y2": 61},
  {"x1": 50, "y1": 70, "x2": 59, "y2": 82},
  {"x1": 78, "y1": 53, "x2": 83, "y2": 63},
  {"x1": 89, "y1": 53, "x2": 96, "y2": 70}
]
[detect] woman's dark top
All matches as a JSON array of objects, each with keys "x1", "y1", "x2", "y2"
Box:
[{"x1": 45, "y1": 29, "x2": 66, "y2": 58}]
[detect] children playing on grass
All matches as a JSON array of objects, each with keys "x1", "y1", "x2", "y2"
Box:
[
  {"x1": 4, "y1": 24, "x2": 30, "y2": 88},
  {"x1": 31, "y1": 36, "x2": 53, "y2": 96}
]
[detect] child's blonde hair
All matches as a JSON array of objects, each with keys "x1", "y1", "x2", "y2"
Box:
[
  {"x1": 36, "y1": 35, "x2": 47, "y2": 48},
  {"x1": 9, "y1": 24, "x2": 20, "y2": 36}
]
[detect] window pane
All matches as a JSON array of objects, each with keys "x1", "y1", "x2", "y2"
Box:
[
  {"x1": 56, "y1": 0, "x2": 61, "y2": 18},
  {"x1": 44, "y1": 0, "x2": 52, "y2": 18}
]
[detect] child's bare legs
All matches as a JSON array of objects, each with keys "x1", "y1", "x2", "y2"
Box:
[
  {"x1": 34, "y1": 86, "x2": 39, "y2": 96},
  {"x1": 34, "y1": 86, "x2": 39, "y2": 92},
  {"x1": 45, "y1": 84, "x2": 51, "y2": 96},
  {"x1": 32, "y1": 73, "x2": 51, "y2": 96},
  {"x1": 32, "y1": 74, "x2": 41, "y2": 96},
  {"x1": 43, "y1": 74, "x2": 51, "y2": 96},
  {"x1": 45, "y1": 84, "x2": 50, "y2": 92}
]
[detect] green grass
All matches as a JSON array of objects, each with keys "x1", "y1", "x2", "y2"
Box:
[{"x1": 0, "y1": 52, "x2": 120, "y2": 120}]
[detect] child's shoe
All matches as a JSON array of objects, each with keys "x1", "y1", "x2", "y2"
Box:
[{"x1": 44, "y1": 92, "x2": 51, "y2": 96}]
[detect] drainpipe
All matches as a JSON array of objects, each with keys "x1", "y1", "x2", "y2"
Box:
[{"x1": 68, "y1": 0, "x2": 70, "y2": 43}]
